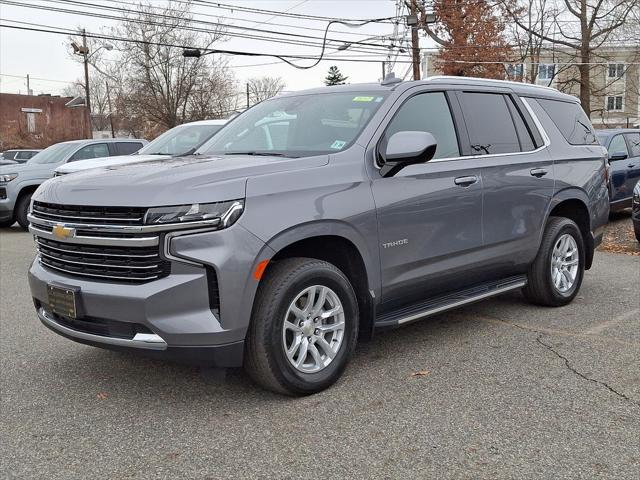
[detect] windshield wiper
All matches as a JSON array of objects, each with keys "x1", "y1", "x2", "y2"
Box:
[{"x1": 223, "y1": 151, "x2": 297, "y2": 158}]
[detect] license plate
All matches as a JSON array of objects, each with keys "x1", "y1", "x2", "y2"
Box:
[{"x1": 47, "y1": 284, "x2": 79, "y2": 319}]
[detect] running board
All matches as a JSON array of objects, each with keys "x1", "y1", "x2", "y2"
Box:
[{"x1": 375, "y1": 275, "x2": 527, "y2": 328}]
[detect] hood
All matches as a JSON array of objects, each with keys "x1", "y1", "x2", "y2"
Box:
[
  {"x1": 34, "y1": 154, "x2": 329, "y2": 207},
  {"x1": 0, "y1": 161, "x2": 57, "y2": 177},
  {"x1": 56, "y1": 154, "x2": 171, "y2": 174}
]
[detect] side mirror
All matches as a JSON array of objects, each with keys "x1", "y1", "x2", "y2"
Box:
[
  {"x1": 609, "y1": 151, "x2": 628, "y2": 161},
  {"x1": 380, "y1": 131, "x2": 437, "y2": 178}
]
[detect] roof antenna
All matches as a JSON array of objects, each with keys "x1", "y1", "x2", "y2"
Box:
[{"x1": 381, "y1": 72, "x2": 402, "y2": 86}]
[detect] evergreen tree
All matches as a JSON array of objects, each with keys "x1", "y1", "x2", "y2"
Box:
[{"x1": 324, "y1": 66, "x2": 348, "y2": 86}]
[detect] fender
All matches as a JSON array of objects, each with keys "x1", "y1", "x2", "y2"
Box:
[{"x1": 260, "y1": 219, "x2": 381, "y2": 300}]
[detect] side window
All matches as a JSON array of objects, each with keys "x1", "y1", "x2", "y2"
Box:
[
  {"x1": 115, "y1": 142, "x2": 143, "y2": 155},
  {"x1": 505, "y1": 97, "x2": 536, "y2": 151},
  {"x1": 535, "y1": 98, "x2": 597, "y2": 145},
  {"x1": 458, "y1": 92, "x2": 521, "y2": 154},
  {"x1": 15, "y1": 151, "x2": 31, "y2": 160},
  {"x1": 70, "y1": 143, "x2": 110, "y2": 161},
  {"x1": 383, "y1": 91, "x2": 460, "y2": 160},
  {"x1": 624, "y1": 133, "x2": 640, "y2": 157},
  {"x1": 608, "y1": 135, "x2": 628, "y2": 159}
]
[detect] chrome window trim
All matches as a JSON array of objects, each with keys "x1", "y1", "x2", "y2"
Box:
[{"x1": 373, "y1": 95, "x2": 551, "y2": 169}]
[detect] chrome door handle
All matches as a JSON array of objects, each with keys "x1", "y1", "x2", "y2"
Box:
[
  {"x1": 454, "y1": 175, "x2": 478, "y2": 186},
  {"x1": 530, "y1": 168, "x2": 548, "y2": 178}
]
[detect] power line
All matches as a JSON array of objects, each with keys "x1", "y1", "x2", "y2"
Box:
[
  {"x1": 0, "y1": 22, "x2": 414, "y2": 66},
  {"x1": 3, "y1": 0, "x2": 398, "y2": 56}
]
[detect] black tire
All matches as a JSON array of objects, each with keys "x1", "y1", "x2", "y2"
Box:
[
  {"x1": 523, "y1": 217, "x2": 585, "y2": 307},
  {"x1": 15, "y1": 192, "x2": 32, "y2": 230},
  {"x1": 635, "y1": 226, "x2": 640, "y2": 243},
  {"x1": 0, "y1": 218, "x2": 14, "y2": 228},
  {"x1": 244, "y1": 257, "x2": 359, "y2": 395}
]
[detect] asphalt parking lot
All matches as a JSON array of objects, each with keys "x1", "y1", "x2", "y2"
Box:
[{"x1": 1, "y1": 223, "x2": 639, "y2": 479}]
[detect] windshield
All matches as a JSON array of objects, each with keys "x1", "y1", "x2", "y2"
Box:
[
  {"x1": 28, "y1": 142, "x2": 80, "y2": 165},
  {"x1": 198, "y1": 91, "x2": 388, "y2": 157},
  {"x1": 138, "y1": 124, "x2": 224, "y2": 156},
  {"x1": 596, "y1": 133, "x2": 609, "y2": 145}
]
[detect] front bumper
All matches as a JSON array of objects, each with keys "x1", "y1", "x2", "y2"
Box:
[{"x1": 28, "y1": 223, "x2": 272, "y2": 367}]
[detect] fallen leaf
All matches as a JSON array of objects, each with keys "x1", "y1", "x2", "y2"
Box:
[
  {"x1": 96, "y1": 392, "x2": 108, "y2": 400},
  {"x1": 410, "y1": 370, "x2": 431, "y2": 377}
]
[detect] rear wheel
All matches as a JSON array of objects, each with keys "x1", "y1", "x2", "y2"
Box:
[
  {"x1": 244, "y1": 257, "x2": 359, "y2": 395},
  {"x1": 15, "y1": 192, "x2": 32, "y2": 230},
  {"x1": 523, "y1": 217, "x2": 585, "y2": 307}
]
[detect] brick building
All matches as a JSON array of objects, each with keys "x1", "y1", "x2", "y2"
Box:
[{"x1": 0, "y1": 93, "x2": 89, "y2": 150}]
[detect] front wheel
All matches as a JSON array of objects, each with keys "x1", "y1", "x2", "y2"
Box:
[
  {"x1": 244, "y1": 257, "x2": 359, "y2": 395},
  {"x1": 523, "y1": 217, "x2": 585, "y2": 307},
  {"x1": 15, "y1": 192, "x2": 32, "y2": 230}
]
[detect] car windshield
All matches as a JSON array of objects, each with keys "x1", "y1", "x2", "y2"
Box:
[
  {"x1": 198, "y1": 91, "x2": 389, "y2": 157},
  {"x1": 138, "y1": 124, "x2": 224, "y2": 156},
  {"x1": 28, "y1": 142, "x2": 80, "y2": 165},
  {"x1": 596, "y1": 133, "x2": 609, "y2": 145}
]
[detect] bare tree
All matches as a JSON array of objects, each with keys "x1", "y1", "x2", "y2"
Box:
[
  {"x1": 247, "y1": 76, "x2": 286, "y2": 105},
  {"x1": 500, "y1": 0, "x2": 639, "y2": 116}
]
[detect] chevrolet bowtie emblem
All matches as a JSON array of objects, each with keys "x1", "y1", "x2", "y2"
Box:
[{"x1": 52, "y1": 224, "x2": 75, "y2": 239}]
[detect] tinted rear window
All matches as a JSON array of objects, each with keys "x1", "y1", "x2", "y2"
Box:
[
  {"x1": 116, "y1": 142, "x2": 143, "y2": 155},
  {"x1": 535, "y1": 98, "x2": 597, "y2": 145},
  {"x1": 458, "y1": 92, "x2": 521, "y2": 155}
]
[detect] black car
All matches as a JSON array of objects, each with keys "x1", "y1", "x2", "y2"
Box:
[{"x1": 596, "y1": 129, "x2": 640, "y2": 211}]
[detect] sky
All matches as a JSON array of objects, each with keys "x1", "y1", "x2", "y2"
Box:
[{"x1": 0, "y1": 0, "x2": 429, "y2": 97}]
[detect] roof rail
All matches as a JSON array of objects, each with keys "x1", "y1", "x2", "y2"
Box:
[{"x1": 426, "y1": 75, "x2": 560, "y2": 92}]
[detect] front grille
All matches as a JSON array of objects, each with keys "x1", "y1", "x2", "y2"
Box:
[
  {"x1": 32, "y1": 201, "x2": 147, "y2": 226},
  {"x1": 36, "y1": 237, "x2": 170, "y2": 282}
]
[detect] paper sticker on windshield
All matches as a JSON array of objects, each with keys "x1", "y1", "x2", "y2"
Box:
[
  {"x1": 330, "y1": 140, "x2": 346, "y2": 149},
  {"x1": 352, "y1": 96, "x2": 374, "y2": 102}
]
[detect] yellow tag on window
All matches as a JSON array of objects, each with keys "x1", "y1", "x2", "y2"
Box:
[{"x1": 352, "y1": 96, "x2": 374, "y2": 102}]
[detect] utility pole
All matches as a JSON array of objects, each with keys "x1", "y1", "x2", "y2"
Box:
[
  {"x1": 246, "y1": 82, "x2": 250, "y2": 109},
  {"x1": 106, "y1": 81, "x2": 115, "y2": 138},
  {"x1": 382, "y1": 61, "x2": 386, "y2": 80},
  {"x1": 82, "y1": 29, "x2": 92, "y2": 139},
  {"x1": 26, "y1": 74, "x2": 32, "y2": 95},
  {"x1": 409, "y1": 0, "x2": 421, "y2": 80}
]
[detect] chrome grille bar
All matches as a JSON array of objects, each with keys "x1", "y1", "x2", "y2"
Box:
[{"x1": 39, "y1": 258, "x2": 162, "y2": 281}]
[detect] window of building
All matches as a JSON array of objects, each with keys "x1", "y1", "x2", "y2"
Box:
[
  {"x1": 383, "y1": 91, "x2": 460, "y2": 160},
  {"x1": 26, "y1": 113, "x2": 36, "y2": 133},
  {"x1": 458, "y1": 92, "x2": 522, "y2": 155},
  {"x1": 607, "y1": 63, "x2": 625, "y2": 79},
  {"x1": 535, "y1": 98, "x2": 598, "y2": 145},
  {"x1": 506, "y1": 63, "x2": 525, "y2": 80},
  {"x1": 606, "y1": 96, "x2": 624, "y2": 111},
  {"x1": 538, "y1": 64, "x2": 555, "y2": 80}
]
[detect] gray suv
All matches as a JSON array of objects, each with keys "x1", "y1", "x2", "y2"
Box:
[
  {"x1": 0, "y1": 138, "x2": 146, "y2": 229},
  {"x1": 27, "y1": 77, "x2": 609, "y2": 394}
]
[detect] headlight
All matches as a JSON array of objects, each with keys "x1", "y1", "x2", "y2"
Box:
[
  {"x1": 0, "y1": 173, "x2": 18, "y2": 182},
  {"x1": 144, "y1": 200, "x2": 244, "y2": 228}
]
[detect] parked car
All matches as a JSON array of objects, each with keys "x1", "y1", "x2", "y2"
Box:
[
  {"x1": 27, "y1": 77, "x2": 609, "y2": 394},
  {"x1": 633, "y1": 181, "x2": 640, "y2": 242},
  {"x1": 55, "y1": 119, "x2": 227, "y2": 175},
  {"x1": 0, "y1": 149, "x2": 41, "y2": 165},
  {"x1": 596, "y1": 128, "x2": 640, "y2": 211},
  {"x1": 0, "y1": 138, "x2": 146, "y2": 229}
]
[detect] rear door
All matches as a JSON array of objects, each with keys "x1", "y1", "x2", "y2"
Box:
[
  {"x1": 370, "y1": 87, "x2": 484, "y2": 310},
  {"x1": 607, "y1": 134, "x2": 632, "y2": 202},
  {"x1": 455, "y1": 89, "x2": 553, "y2": 276}
]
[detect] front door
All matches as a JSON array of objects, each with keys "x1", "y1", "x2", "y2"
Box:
[
  {"x1": 608, "y1": 133, "x2": 632, "y2": 203},
  {"x1": 370, "y1": 90, "x2": 484, "y2": 311},
  {"x1": 624, "y1": 132, "x2": 640, "y2": 199}
]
